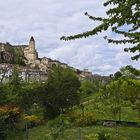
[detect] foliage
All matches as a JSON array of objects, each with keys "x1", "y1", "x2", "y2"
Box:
[
  {"x1": 37, "y1": 65, "x2": 81, "y2": 119},
  {"x1": 29, "y1": 124, "x2": 140, "y2": 140},
  {"x1": 23, "y1": 115, "x2": 44, "y2": 128},
  {"x1": 120, "y1": 65, "x2": 140, "y2": 79},
  {"x1": 101, "y1": 79, "x2": 124, "y2": 121},
  {"x1": 47, "y1": 117, "x2": 62, "y2": 128},
  {"x1": 0, "y1": 65, "x2": 78, "y2": 121},
  {"x1": 80, "y1": 79, "x2": 101, "y2": 96},
  {"x1": 0, "y1": 105, "x2": 21, "y2": 119},
  {"x1": 12, "y1": 47, "x2": 26, "y2": 65},
  {"x1": 0, "y1": 64, "x2": 11, "y2": 83},
  {"x1": 0, "y1": 44, "x2": 25, "y2": 65},
  {"x1": 47, "y1": 111, "x2": 97, "y2": 128},
  {"x1": 80, "y1": 80, "x2": 94, "y2": 95},
  {"x1": 85, "y1": 133, "x2": 128, "y2": 140},
  {"x1": 0, "y1": 66, "x2": 40, "y2": 111},
  {"x1": 76, "y1": 112, "x2": 97, "y2": 126},
  {"x1": 121, "y1": 78, "x2": 140, "y2": 121},
  {"x1": 0, "y1": 105, "x2": 22, "y2": 140},
  {"x1": 0, "y1": 66, "x2": 23, "y2": 105},
  {"x1": 101, "y1": 66, "x2": 140, "y2": 122},
  {"x1": 9, "y1": 66, "x2": 22, "y2": 86},
  {"x1": 18, "y1": 82, "x2": 41, "y2": 110},
  {"x1": 61, "y1": 0, "x2": 140, "y2": 60}
]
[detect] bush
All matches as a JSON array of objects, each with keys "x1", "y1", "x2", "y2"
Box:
[
  {"x1": 0, "y1": 105, "x2": 22, "y2": 139},
  {"x1": 0, "y1": 105, "x2": 21, "y2": 119},
  {"x1": 76, "y1": 112, "x2": 97, "y2": 126},
  {"x1": 85, "y1": 133, "x2": 128, "y2": 140},
  {"x1": 23, "y1": 115, "x2": 44, "y2": 128},
  {"x1": 47, "y1": 112, "x2": 97, "y2": 128},
  {"x1": 46, "y1": 117, "x2": 61, "y2": 128}
]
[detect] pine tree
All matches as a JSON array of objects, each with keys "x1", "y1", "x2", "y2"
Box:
[{"x1": 61, "y1": 0, "x2": 140, "y2": 60}]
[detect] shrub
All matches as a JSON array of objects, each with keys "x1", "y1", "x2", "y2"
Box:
[
  {"x1": 0, "y1": 105, "x2": 21, "y2": 119},
  {"x1": 85, "y1": 133, "x2": 128, "y2": 140},
  {"x1": 137, "y1": 121, "x2": 140, "y2": 127},
  {"x1": 0, "y1": 105, "x2": 22, "y2": 139},
  {"x1": 23, "y1": 115, "x2": 44, "y2": 128},
  {"x1": 47, "y1": 113, "x2": 78, "y2": 128},
  {"x1": 76, "y1": 112, "x2": 97, "y2": 126},
  {"x1": 47, "y1": 112, "x2": 97, "y2": 128}
]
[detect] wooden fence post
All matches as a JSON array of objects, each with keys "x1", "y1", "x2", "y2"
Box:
[
  {"x1": 78, "y1": 128, "x2": 83, "y2": 140},
  {"x1": 25, "y1": 123, "x2": 28, "y2": 140}
]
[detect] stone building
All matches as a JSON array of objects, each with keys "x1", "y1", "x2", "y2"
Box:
[
  {"x1": 23, "y1": 36, "x2": 38, "y2": 64},
  {"x1": 0, "y1": 36, "x2": 95, "y2": 82},
  {"x1": 20, "y1": 67, "x2": 48, "y2": 82},
  {"x1": 0, "y1": 36, "x2": 38, "y2": 65},
  {"x1": 0, "y1": 64, "x2": 48, "y2": 83},
  {"x1": 82, "y1": 69, "x2": 93, "y2": 77}
]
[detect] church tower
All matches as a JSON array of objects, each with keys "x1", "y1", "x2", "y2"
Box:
[
  {"x1": 24, "y1": 36, "x2": 38, "y2": 64},
  {"x1": 29, "y1": 36, "x2": 35, "y2": 52}
]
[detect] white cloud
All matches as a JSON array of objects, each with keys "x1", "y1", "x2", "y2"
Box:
[{"x1": 0, "y1": 0, "x2": 139, "y2": 75}]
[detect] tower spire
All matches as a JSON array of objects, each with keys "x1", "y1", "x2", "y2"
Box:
[{"x1": 30, "y1": 36, "x2": 35, "y2": 42}]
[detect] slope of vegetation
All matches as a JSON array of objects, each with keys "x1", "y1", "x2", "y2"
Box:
[
  {"x1": 0, "y1": 65, "x2": 140, "y2": 140},
  {"x1": 29, "y1": 125, "x2": 140, "y2": 140}
]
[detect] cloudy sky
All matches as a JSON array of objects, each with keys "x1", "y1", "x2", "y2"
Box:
[{"x1": 0, "y1": 0, "x2": 139, "y2": 75}]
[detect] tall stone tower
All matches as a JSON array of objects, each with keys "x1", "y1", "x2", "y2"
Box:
[
  {"x1": 29, "y1": 36, "x2": 36, "y2": 52},
  {"x1": 24, "y1": 36, "x2": 38, "y2": 64}
]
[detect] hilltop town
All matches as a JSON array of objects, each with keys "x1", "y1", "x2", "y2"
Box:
[{"x1": 0, "y1": 37, "x2": 95, "y2": 82}]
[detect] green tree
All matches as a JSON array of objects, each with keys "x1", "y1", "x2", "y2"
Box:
[
  {"x1": 120, "y1": 65, "x2": 140, "y2": 79},
  {"x1": 61, "y1": 0, "x2": 140, "y2": 60},
  {"x1": 1, "y1": 66, "x2": 23, "y2": 105},
  {"x1": 38, "y1": 65, "x2": 81, "y2": 119},
  {"x1": 14, "y1": 81, "x2": 44, "y2": 116},
  {"x1": 0, "y1": 67, "x2": 41, "y2": 112},
  {"x1": 122, "y1": 78, "x2": 140, "y2": 121},
  {"x1": 10, "y1": 66, "x2": 22, "y2": 86},
  {"x1": 12, "y1": 48, "x2": 26, "y2": 65},
  {"x1": 80, "y1": 80, "x2": 96, "y2": 96},
  {"x1": 101, "y1": 80, "x2": 123, "y2": 122},
  {"x1": 112, "y1": 66, "x2": 140, "y2": 122}
]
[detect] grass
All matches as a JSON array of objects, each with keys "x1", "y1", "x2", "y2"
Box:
[
  {"x1": 28, "y1": 94, "x2": 140, "y2": 140},
  {"x1": 84, "y1": 103, "x2": 139, "y2": 122},
  {"x1": 29, "y1": 124, "x2": 140, "y2": 140},
  {"x1": 78, "y1": 94, "x2": 139, "y2": 122}
]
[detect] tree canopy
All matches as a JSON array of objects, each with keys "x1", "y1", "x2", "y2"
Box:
[
  {"x1": 61, "y1": 0, "x2": 140, "y2": 60},
  {"x1": 37, "y1": 65, "x2": 81, "y2": 119}
]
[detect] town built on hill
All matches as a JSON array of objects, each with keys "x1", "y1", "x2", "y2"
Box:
[{"x1": 0, "y1": 37, "x2": 105, "y2": 83}]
